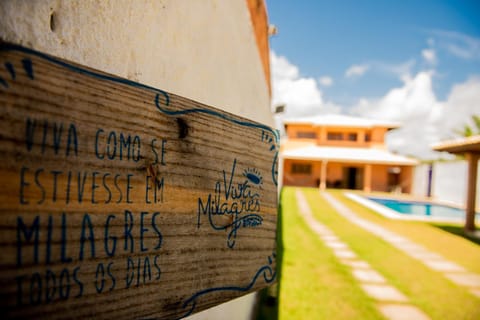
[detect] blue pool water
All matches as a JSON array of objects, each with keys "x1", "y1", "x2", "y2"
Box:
[{"x1": 367, "y1": 197, "x2": 475, "y2": 219}]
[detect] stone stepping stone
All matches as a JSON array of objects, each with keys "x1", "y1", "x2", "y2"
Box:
[
  {"x1": 421, "y1": 260, "x2": 466, "y2": 273},
  {"x1": 372, "y1": 229, "x2": 395, "y2": 238},
  {"x1": 390, "y1": 242, "x2": 421, "y2": 251},
  {"x1": 320, "y1": 235, "x2": 339, "y2": 242},
  {"x1": 406, "y1": 250, "x2": 444, "y2": 261},
  {"x1": 385, "y1": 236, "x2": 409, "y2": 244},
  {"x1": 340, "y1": 259, "x2": 371, "y2": 269},
  {"x1": 445, "y1": 273, "x2": 480, "y2": 287},
  {"x1": 310, "y1": 224, "x2": 332, "y2": 236},
  {"x1": 352, "y1": 269, "x2": 386, "y2": 283},
  {"x1": 324, "y1": 241, "x2": 348, "y2": 249},
  {"x1": 361, "y1": 284, "x2": 408, "y2": 302},
  {"x1": 378, "y1": 304, "x2": 430, "y2": 320},
  {"x1": 333, "y1": 248, "x2": 357, "y2": 259},
  {"x1": 470, "y1": 288, "x2": 480, "y2": 298},
  {"x1": 304, "y1": 192, "x2": 434, "y2": 320}
]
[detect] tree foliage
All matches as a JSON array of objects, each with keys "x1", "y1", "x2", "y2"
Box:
[{"x1": 455, "y1": 115, "x2": 480, "y2": 137}]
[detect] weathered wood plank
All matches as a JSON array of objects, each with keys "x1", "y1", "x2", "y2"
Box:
[{"x1": 0, "y1": 43, "x2": 278, "y2": 319}]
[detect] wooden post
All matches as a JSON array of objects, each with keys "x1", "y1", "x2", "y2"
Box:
[
  {"x1": 0, "y1": 44, "x2": 278, "y2": 319},
  {"x1": 363, "y1": 164, "x2": 372, "y2": 193},
  {"x1": 465, "y1": 152, "x2": 478, "y2": 232},
  {"x1": 320, "y1": 160, "x2": 327, "y2": 190}
]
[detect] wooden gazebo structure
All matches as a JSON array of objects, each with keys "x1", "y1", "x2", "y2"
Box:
[{"x1": 434, "y1": 135, "x2": 480, "y2": 232}]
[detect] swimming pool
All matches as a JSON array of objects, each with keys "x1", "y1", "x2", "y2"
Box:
[{"x1": 345, "y1": 193, "x2": 478, "y2": 222}]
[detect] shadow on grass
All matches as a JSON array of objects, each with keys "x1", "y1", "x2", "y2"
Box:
[
  {"x1": 430, "y1": 223, "x2": 480, "y2": 246},
  {"x1": 253, "y1": 190, "x2": 284, "y2": 320}
]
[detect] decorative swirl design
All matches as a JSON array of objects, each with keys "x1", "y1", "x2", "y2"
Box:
[
  {"x1": 176, "y1": 254, "x2": 276, "y2": 319},
  {"x1": 1, "y1": 44, "x2": 279, "y2": 319}
]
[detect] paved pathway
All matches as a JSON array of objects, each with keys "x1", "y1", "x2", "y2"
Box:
[
  {"x1": 322, "y1": 191, "x2": 480, "y2": 299},
  {"x1": 295, "y1": 189, "x2": 430, "y2": 320}
]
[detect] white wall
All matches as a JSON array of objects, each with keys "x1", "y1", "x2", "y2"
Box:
[
  {"x1": 412, "y1": 164, "x2": 429, "y2": 197},
  {"x1": 413, "y1": 161, "x2": 480, "y2": 210},
  {"x1": 1, "y1": 1, "x2": 272, "y2": 319},
  {"x1": 432, "y1": 161, "x2": 468, "y2": 206},
  {"x1": 0, "y1": 0, "x2": 273, "y2": 126}
]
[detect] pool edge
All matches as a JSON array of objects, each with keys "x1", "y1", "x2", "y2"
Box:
[{"x1": 344, "y1": 192, "x2": 466, "y2": 224}]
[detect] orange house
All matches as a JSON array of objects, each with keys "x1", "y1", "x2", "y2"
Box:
[{"x1": 281, "y1": 114, "x2": 417, "y2": 193}]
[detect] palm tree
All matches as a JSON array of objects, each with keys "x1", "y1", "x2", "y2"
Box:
[{"x1": 455, "y1": 115, "x2": 480, "y2": 137}]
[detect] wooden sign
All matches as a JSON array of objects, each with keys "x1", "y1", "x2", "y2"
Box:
[{"x1": 0, "y1": 43, "x2": 278, "y2": 319}]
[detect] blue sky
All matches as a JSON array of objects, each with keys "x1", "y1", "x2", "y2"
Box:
[{"x1": 268, "y1": 0, "x2": 480, "y2": 158}]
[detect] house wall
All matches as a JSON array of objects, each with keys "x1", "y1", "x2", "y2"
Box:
[
  {"x1": 399, "y1": 166, "x2": 413, "y2": 193},
  {"x1": 246, "y1": 0, "x2": 271, "y2": 95},
  {"x1": 370, "y1": 165, "x2": 413, "y2": 193},
  {"x1": 371, "y1": 165, "x2": 389, "y2": 191},
  {"x1": 327, "y1": 162, "x2": 344, "y2": 186},
  {"x1": 282, "y1": 122, "x2": 414, "y2": 193},
  {"x1": 285, "y1": 124, "x2": 318, "y2": 141},
  {"x1": 0, "y1": 1, "x2": 272, "y2": 319},
  {"x1": 321, "y1": 126, "x2": 368, "y2": 147},
  {"x1": 371, "y1": 127, "x2": 388, "y2": 147},
  {"x1": 283, "y1": 159, "x2": 414, "y2": 193},
  {"x1": 281, "y1": 140, "x2": 316, "y2": 151},
  {"x1": 0, "y1": 0, "x2": 272, "y2": 127},
  {"x1": 413, "y1": 161, "x2": 480, "y2": 210},
  {"x1": 282, "y1": 159, "x2": 319, "y2": 187},
  {"x1": 327, "y1": 162, "x2": 365, "y2": 189},
  {"x1": 413, "y1": 164, "x2": 430, "y2": 197},
  {"x1": 284, "y1": 124, "x2": 391, "y2": 149}
]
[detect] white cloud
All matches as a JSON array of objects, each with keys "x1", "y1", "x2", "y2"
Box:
[
  {"x1": 447, "y1": 44, "x2": 475, "y2": 59},
  {"x1": 436, "y1": 76, "x2": 480, "y2": 135},
  {"x1": 350, "y1": 72, "x2": 480, "y2": 159},
  {"x1": 345, "y1": 64, "x2": 370, "y2": 78},
  {"x1": 271, "y1": 51, "x2": 300, "y2": 80},
  {"x1": 318, "y1": 76, "x2": 333, "y2": 87},
  {"x1": 429, "y1": 30, "x2": 480, "y2": 60},
  {"x1": 270, "y1": 51, "x2": 340, "y2": 118},
  {"x1": 376, "y1": 59, "x2": 416, "y2": 81},
  {"x1": 422, "y1": 48, "x2": 437, "y2": 65},
  {"x1": 272, "y1": 48, "x2": 480, "y2": 159},
  {"x1": 351, "y1": 71, "x2": 437, "y2": 121}
]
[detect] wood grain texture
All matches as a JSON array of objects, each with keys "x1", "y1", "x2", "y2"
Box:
[{"x1": 0, "y1": 43, "x2": 278, "y2": 319}]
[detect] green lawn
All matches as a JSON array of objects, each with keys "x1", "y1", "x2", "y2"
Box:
[
  {"x1": 329, "y1": 190, "x2": 480, "y2": 274},
  {"x1": 256, "y1": 187, "x2": 480, "y2": 320},
  {"x1": 274, "y1": 187, "x2": 384, "y2": 319}
]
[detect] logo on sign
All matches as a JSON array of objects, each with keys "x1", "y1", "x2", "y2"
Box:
[{"x1": 197, "y1": 158, "x2": 263, "y2": 248}]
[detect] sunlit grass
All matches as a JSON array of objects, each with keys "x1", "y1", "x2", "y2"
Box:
[
  {"x1": 256, "y1": 187, "x2": 480, "y2": 319},
  {"x1": 276, "y1": 187, "x2": 384, "y2": 319},
  {"x1": 302, "y1": 188, "x2": 480, "y2": 320},
  {"x1": 330, "y1": 190, "x2": 480, "y2": 274}
]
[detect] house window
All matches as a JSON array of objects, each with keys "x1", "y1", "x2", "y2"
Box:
[
  {"x1": 327, "y1": 132, "x2": 343, "y2": 140},
  {"x1": 348, "y1": 133, "x2": 358, "y2": 141},
  {"x1": 291, "y1": 163, "x2": 312, "y2": 174},
  {"x1": 296, "y1": 131, "x2": 316, "y2": 139}
]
